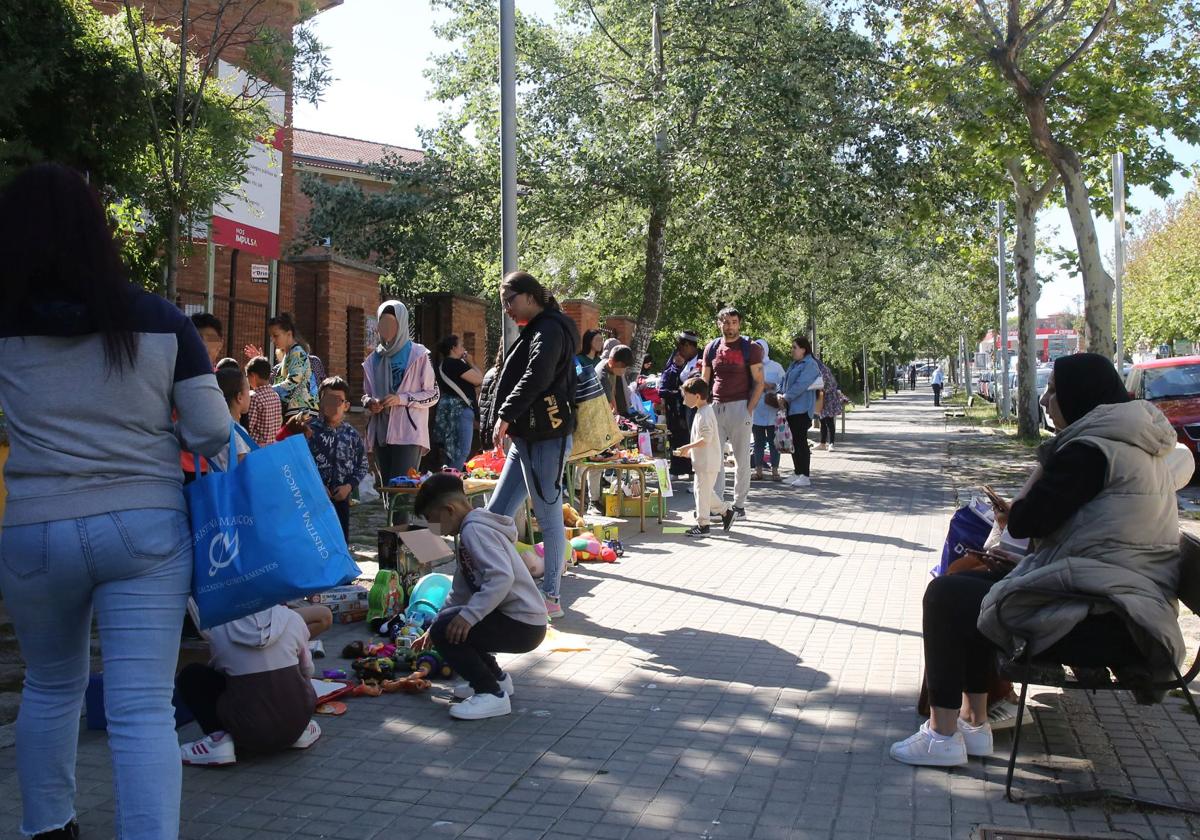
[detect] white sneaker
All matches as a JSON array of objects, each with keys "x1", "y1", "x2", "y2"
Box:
[
  {"x1": 452, "y1": 673, "x2": 515, "y2": 700},
  {"x1": 449, "y1": 691, "x2": 512, "y2": 720},
  {"x1": 889, "y1": 721, "x2": 968, "y2": 767},
  {"x1": 180, "y1": 732, "x2": 236, "y2": 766},
  {"x1": 988, "y1": 699, "x2": 1035, "y2": 731},
  {"x1": 290, "y1": 719, "x2": 322, "y2": 750},
  {"x1": 789, "y1": 475, "x2": 811, "y2": 487},
  {"x1": 826, "y1": 443, "x2": 834, "y2": 452},
  {"x1": 957, "y1": 719, "x2": 993, "y2": 757}
]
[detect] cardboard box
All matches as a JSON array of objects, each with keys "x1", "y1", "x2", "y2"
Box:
[
  {"x1": 334, "y1": 608, "x2": 368, "y2": 625},
  {"x1": 588, "y1": 523, "x2": 620, "y2": 541},
  {"x1": 377, "y1": 526, "x2": 455, "y2": 606},
  {"x1": 308, "y1": 585, "x2": 369, "y2": 605},
  {"x1": 322, "y1": 599, "x2": 368, "y2": 616},
  {"x1": 603, "y1": 489, "x2": 661, "y2": 518}
]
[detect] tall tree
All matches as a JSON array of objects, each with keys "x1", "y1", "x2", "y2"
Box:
[
  {"x1": 896, "y1": 0, "x2": 1200, "y2": 355},
  {"x1": 120, "y1": 0, "x2": 331, "y2": 300}
]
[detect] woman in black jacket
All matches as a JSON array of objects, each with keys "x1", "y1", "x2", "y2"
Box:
[{"x1": 486, "y1": 271, "x2": 578, "y2": 618}]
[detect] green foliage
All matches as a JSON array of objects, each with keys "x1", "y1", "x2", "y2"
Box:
[{"x1": 1125, "y1": 177, "x2": 1200, "y2": 347}]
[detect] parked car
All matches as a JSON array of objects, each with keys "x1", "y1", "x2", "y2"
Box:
[{"x1": 1126, "y1": 356, "x2": 1200, "y2": 478}]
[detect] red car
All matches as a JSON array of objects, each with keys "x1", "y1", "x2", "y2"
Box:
[{"x1": 1126, "y1": 356, "x2": 1200, "y2": 474}]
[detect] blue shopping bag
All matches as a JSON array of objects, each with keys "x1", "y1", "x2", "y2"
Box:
[
  {"x1": 935, "y1": 497, "x2": 994, "y2": 577},
  {"x1": 185, "y1": 425, "x2": 360, "y2": 629}
]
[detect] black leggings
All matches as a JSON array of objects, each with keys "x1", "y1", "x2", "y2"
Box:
[
  {"x1": 787, "y1": 413, "x2": 811, "y2": 476},
  {"x1": 819, "y1": 417, "x2": 836, "y2": 445},
  {"x1": 430, "y1": 608, "x2": 546, "y2": 695},
  {"x1": 923, "y1": 572, "x2": 1144, "y2": 709},
  {"x1": 176, "y1": 663, "x2": 227, "y2": 735}
]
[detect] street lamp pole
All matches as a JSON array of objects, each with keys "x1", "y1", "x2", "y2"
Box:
[
  {"x1": 1113, "y1": 152, "x2": 1126, "y2": 368},
  {"x1": 500, "y1": 0, "x2": 518, "y2": 350},
  {"x1": 996, "y1": 200, "x2": 1011, "y2": 421}
]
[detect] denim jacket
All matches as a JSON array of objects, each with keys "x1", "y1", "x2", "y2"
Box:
[{"x1": 782, "y1": 357, "x2": 822, "y2": 416}]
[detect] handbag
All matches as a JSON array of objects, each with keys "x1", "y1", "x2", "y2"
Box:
[
  {"x1": 185, "y1": 425, "x2": 360, "y2": 629},
  {"x1": 775, "y1": 410, "x2": 794, "y2": 453},
  {"x1": 568, "y1": 360, "x2": 622, "y2": 462}
]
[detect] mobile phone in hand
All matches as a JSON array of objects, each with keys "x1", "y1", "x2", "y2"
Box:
[{"x1": 983, "y1": 484, "x2": 1009, "y2": 512}]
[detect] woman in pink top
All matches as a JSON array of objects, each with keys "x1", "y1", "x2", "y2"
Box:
[{"x1": 362, "y1": 300, "x2": 439, "y2": 521}]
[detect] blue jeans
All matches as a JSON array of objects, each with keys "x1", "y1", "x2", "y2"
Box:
[
  {"x1": 0, "y1": 508, "x2": 192, "y2": 839},
  {"x1": 455, "y1": 406, "x2": 475, "y2": 471},
  {"x1": 751, "y1": 424, "x2": 779, "y2": 471},
  {"x1": 487, "y1": 435, "x2": 573, "y2": 600}
]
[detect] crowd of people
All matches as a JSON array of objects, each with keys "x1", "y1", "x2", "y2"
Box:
[{"x1": 0, "y1": 162, "x2": 1195, "y2": 837}]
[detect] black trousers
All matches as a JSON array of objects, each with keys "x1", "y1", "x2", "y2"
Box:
[
  {"x1": 176, "y1": 663, "x2": 227, "y2": 736},
  {"x1": 333, "y1": 497, "x2": 350, "y2": 544},
  {"x1": 787, "y1": 413, "x2": 811, "y2": 476},
  {"x1": 923, "y1": 572, "x2": 1143, "y2": 709},
  {"x1": 932, "y1": 383, "x2": 943, "y2": 406},
  {"x1": 430, "y1": 608, "x2": 546, "y2": 695},
  {"x1": 663, "y1": 393, "x2": 691, "y2": 477},
  {"x1": 819, "y1": 417, "x2": 836, "y2": 445}
]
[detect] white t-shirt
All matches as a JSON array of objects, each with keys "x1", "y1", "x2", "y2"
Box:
[
  {"x1": 210, "y1": 421, "x2": 252, "y2": 471},
  {"x1": 689, "y1": 403, "x2": 722, "y2": 474}
]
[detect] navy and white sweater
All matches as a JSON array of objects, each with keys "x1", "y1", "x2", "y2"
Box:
[{"x1": 0, "y1": 290, "x2": 230, "y2": 526}]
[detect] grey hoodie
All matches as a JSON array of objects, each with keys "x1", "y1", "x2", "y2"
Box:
[
  {"x1": 207, "y1": 605, "x2": 313, "y2": 678},
  {"x1": 446, "y1": 510, "x2": 549, "y2": 627}
]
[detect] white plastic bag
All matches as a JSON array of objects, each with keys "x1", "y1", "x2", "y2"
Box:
[{"x1": 358, "y1": 472, "x2": 380, "y2": 503}]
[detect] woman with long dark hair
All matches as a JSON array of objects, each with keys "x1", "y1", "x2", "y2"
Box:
[
  {"x1": 486, "y1": 271, "x2": 578, "y2": 618},
  {"x1": 0, "y1": 164, "x2": 229, "y2": 838}
]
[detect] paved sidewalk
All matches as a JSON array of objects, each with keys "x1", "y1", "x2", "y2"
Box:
[{"x1": 2, "y1": 390, "x2": 1199, "y2": 839}]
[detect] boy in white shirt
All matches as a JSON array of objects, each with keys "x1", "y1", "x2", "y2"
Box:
[{"x1": 674, "y1": 377, "x2": 736, "y2": 538}]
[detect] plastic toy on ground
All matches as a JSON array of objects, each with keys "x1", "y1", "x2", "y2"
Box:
[
  {"x1": 366, "y1": 570, "x2": 403, "y2": 622},
  {"x1": 412, "y1": 650, "x2": 454, "y2": 679},
  {"x1": 405, "y1": 573, "x2": 453, "y2": 624}
]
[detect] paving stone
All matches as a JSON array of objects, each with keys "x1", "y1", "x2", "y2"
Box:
[{"x1": 0, "y1": 391, "x2": 1197, "y2": 838}]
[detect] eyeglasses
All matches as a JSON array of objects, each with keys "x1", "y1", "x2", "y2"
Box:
[{"x1": 502, "y1": 293, "x2": 522, "y2": 306}]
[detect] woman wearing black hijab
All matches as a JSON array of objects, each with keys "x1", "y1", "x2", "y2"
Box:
[{"x1": 892, "y1": 354, "x2": 1194, "y2": 767}]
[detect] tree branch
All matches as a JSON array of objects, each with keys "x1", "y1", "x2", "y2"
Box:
[
  {"x1": 583, "y1": 0, "x2": 634, "y2": 59},
  {"x1": 122, "y1": 2, "x2": 171, "y2": 188},
  {"x1": 972, "y1": 0, "x2": 1005, "y2": 43},
  {"x1": 1037, "y1": 0, "x2": 1114, "y2": 96}
]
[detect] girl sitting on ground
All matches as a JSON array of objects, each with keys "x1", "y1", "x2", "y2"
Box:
[{"x1": 177, "y1": 605, "x2": 320, "y2": 766}]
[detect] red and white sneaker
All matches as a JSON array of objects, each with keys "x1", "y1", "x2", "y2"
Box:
[
  {"x1": 180, "y1": 732, "x2": 236, "y2": 766},
  {"x1": 290, "y1": 719, "x2": 322, "y2": 750}
]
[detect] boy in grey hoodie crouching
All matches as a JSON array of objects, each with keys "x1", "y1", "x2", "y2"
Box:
[{"x1": 413, "y1": 474, "x2": 548, "y2": 720}]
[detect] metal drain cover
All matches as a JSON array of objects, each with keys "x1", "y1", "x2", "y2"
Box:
[{"x1": 976, "y1": 829, "x2": 1125, "y2": 840}]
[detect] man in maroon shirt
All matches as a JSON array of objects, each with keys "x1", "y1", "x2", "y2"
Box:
[{"x1": 701, "y1": 307, "x2": 765, "y2": 518}]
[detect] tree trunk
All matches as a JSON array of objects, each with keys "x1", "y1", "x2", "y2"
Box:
[
  {"x1": 631, "y1": 197, "x2": 667, "y2": 363},
  {"x1": 166, "y1": 211, "x2": 180, "y2": 302},
  {"x1": 993, "y1": 61, "x2": 1114, "y2": 356},
  {"x1": 1006, "y1": 160, "x2": 1057, "y2": 440},
  {"x1": 1058, "y1": 158, "x2": 1113, "y2": 354}
]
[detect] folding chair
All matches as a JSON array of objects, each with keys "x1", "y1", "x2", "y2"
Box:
[{"x1": 996, "y1": 533, "x2": 1200, "y2": 812}]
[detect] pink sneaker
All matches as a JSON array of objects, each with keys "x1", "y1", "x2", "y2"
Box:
[{"x1": 544, "y1": 594, "x2": 564, "y2": 619}]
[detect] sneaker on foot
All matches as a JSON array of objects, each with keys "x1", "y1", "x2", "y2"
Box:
[
  {"x1": 957, "y1": 719, "x2": 993, "y2": 757},
  {"x1": 889, "y1": 721, "x2": 967, "y2": 767},
  {"x1": 544, "y1": 594, "x2": 564, "y2": 620},
  {"x1": 450, "y1": 691, "x2": 512, "y2": 720},
  {"x1": 720, "y1": 509, "x2": 735, "y2": 532},
  {"x1": 181, "y1": 732, "x2": 236, "y2": 766},
  {"x1": 453, "y1": 672, "x2": 515, "y2": 700},
  {"x1": 791, "y1": 475, "x2": 812, "y2": 487},
  {"x1": 686, "y1": 525, "x2": 711, "y2": 537},
  {"x1": 826, "y1": 443, "x2": 834, "y2": 452},
  {"x1": 987, "y1": 699, "x2": 1034, "y2": 731},
  {"x1": 733, "y1": 506, "x2": 746, "y2": 519},
  {"x1": 290, "y1": 719, "x2": 322, "y2": 750}
]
